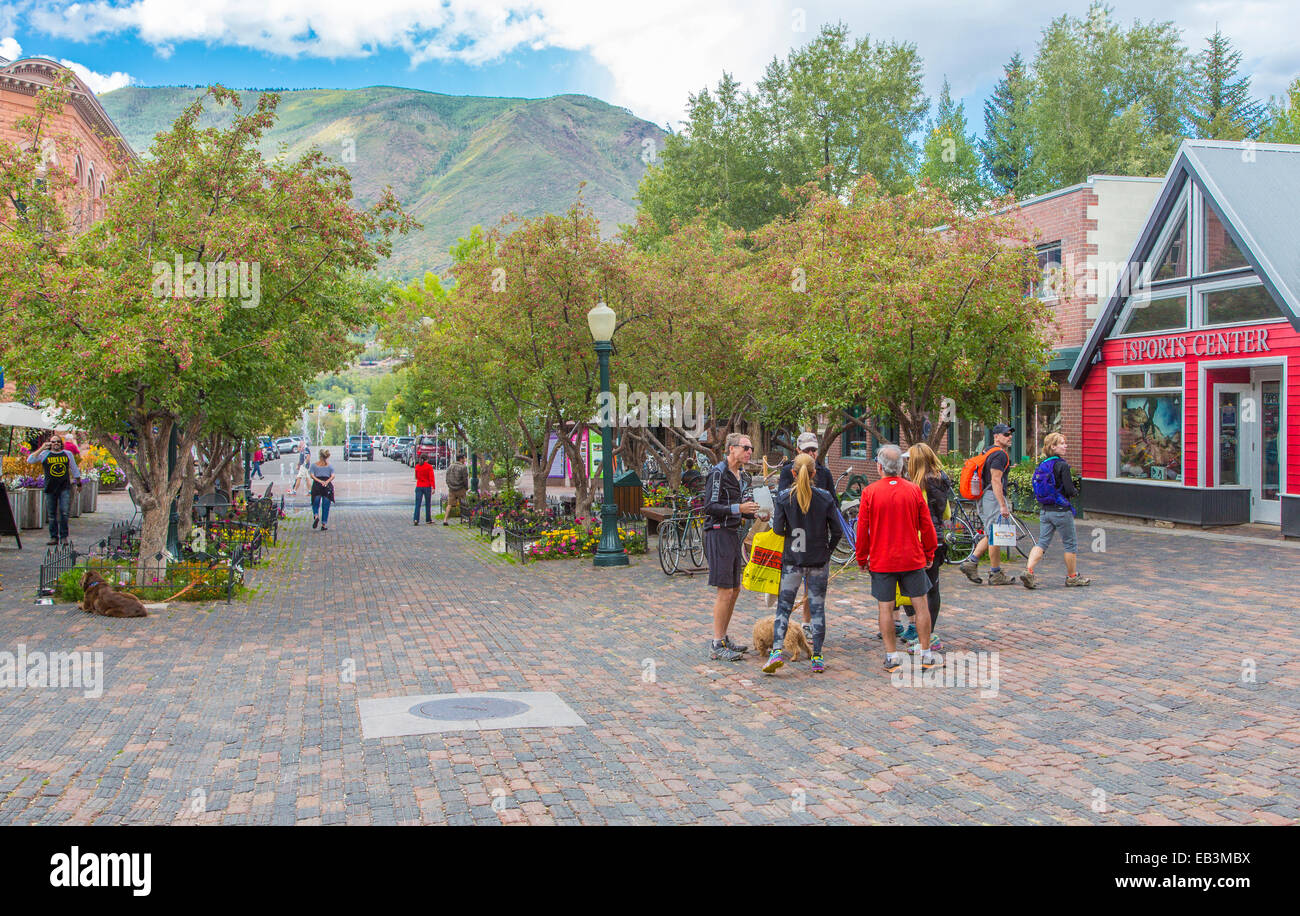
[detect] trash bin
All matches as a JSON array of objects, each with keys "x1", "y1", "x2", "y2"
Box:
[
  {"x1": 612, "y1": 469, "x2": 643, "y2": 518},
  {"x1": 81, "y1": 478, "x2": 99, "y2": 513}
]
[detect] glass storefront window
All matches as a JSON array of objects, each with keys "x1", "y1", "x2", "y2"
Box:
[
  {"x1": 1150, "y1": 371, "x2": 1182, "y2": 389},
  {"x1": 1203, "y1": 284, "x2": 1277, "y2": 326},
  {"x1": 1025, "y1": 383, "x2": 1061, "y2": 457},
  {"x1": 1116, "y1": 373, "x2": 1146, "y2": 389},
  {"x1": 1119, "y1": 293, "x2": 1188, "y2": 335},
  {"x1": 1203, "y1": 206, "x2": 1248, "y2": 274},
  {"x1": 1114, "y1": 375, "x2": 1183, "y2": 482}
]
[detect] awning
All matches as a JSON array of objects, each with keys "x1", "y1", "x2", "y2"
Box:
[
  {"x1": 0, "y1": 401, "x2": 58, "y2": 429},
  {"x1": 1046, "y1": 346, "x2": 1082, "y2": 373}
]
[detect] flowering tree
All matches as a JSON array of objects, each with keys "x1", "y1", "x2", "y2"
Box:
[
  {"x1": 1, "y1": 85, "x2": 412, "y2": 563},
  {"x1": 747, "y1": 178, "x2": 1056, "y2": 453}
]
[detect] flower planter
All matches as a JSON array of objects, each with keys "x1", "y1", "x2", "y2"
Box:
[
  {"x1": 80, "y1": 479, "x2": 98, "y2": 513},
  {"x1": 17, "y1": 488, "x2": 42, "y2": 530},
  {"x1": 67, "y1": 490, "x2": 82, "y2": 518}
]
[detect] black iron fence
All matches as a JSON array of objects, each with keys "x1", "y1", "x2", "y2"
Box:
[{"x1": 38, "y1": 544, "x2": 245, "y2": 603}]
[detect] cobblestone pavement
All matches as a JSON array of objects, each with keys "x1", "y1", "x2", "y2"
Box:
[{"x1": 0, "y1": 479, "x2": 1297, "y2": 825}]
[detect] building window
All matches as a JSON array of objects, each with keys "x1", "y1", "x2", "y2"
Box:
[
  {"x1": 1025, "y1": 383, "x2": 1061, "y2": 457},
  {"x1": 952, "y1": 415, "x2": 987, "y2": 456},
  {"x1": 1203, "y1": 206, "x2": 1248, "y2": 274},
  {"x1": 1152, "y1": 209, "x2": 1188, "y2": 280},
  {"x1": 1033, "y1": 242, "x2": 1062, "y2": 299},
  {"x1": 1118, "y1": 291, "x2": 1188, "y2": 335},
  {"x1": 1202, "y1": 282, "x2": 1278, "y2": 326},
  {"x1": 1113, "y1": 370, "x2": 1183, "y2": 483},
  {"x1": 842, "y1": 408, "x2": 869, "y2": 458}
]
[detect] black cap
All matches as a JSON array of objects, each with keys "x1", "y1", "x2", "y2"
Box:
[{"x1": 991, "y1": 423, "x2": 1015, "y2": 435}]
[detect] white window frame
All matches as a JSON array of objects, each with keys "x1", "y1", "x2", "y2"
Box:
[
  {"x1": 1113, "y1": 288, "x2": 1190, "y2": 338},
  {"x1": 1107, "y1": 365, "x2": 1185, "y2": 485},
  {"x1": 1195, "y1": 185, "x2": 1251, "y2": 278},
  {"x1": 1138, "y1": 184, "x2": 1191, "y2": 289},
  {"x1": 1195, "y1": 275, "x2": 1288, "y2": 331}
]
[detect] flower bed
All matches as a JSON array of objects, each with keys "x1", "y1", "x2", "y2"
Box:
[{"x1": 524, "y1": 518, "x2": 647, "y2": 560}]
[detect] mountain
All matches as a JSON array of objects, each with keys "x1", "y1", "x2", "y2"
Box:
[{"x1": 98, "y1": 85, "x2": 666, "y2": 276}]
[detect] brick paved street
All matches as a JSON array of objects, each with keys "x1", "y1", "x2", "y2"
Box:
[{"x1": 0, "y1": 471, "x2": 1297, "y2": 825}]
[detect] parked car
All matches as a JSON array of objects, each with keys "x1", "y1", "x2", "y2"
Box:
[
  {"x1": 274, "y1": 436, "x2": 298, "y2": 454},
  {"x1": 345, "y1": 434, "x2": 374, "y2": 461},
  {"x1": 389, "y1": 436, "x2": 414, "y2": 459}
]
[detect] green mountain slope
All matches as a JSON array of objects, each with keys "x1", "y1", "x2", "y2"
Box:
[{"x1": 99, "y1": 85, "x2": 666, "y2": 276}]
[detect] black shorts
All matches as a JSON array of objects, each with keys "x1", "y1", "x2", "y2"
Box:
[
  {"x1": 869, "y1": 568, "x2": 931, "y2": 603},
  {"x1": 704, "y1": 528, "x2": 744, "y2": 589}
]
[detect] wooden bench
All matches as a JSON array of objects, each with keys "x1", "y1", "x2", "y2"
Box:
[{"x1": 639, "y1": 506, "x2": 669, "y2": 535}]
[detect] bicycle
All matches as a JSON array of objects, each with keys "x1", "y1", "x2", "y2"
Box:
[
  {"x1": 830, "y1": 466, "x2": 865, "y2": 566},
  {"x1": 944, "y1": 496, "x2": 1036, "y2": 562},
  {"x1": 657, "y1": 493, "x2": 706, "y2": 575}
]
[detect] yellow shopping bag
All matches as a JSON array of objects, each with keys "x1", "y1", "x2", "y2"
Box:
[{"x1": 741, "y1": 528, "x2": 784, "y2": 595}]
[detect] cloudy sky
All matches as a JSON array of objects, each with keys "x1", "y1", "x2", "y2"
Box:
[{"x1": 2, "y1": 1, "x2": 1297, "y2": 134}]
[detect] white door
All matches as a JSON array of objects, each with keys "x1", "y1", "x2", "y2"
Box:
[{"x1": 1214, "y1": 384, "x2": 1253, "y2": 497}]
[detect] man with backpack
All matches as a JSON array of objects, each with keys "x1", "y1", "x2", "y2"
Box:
[
  {"x1": 1021, "y1": 432, "x2": 1091, "y2": 589},
  {"x1": 958, "y1": 423, "x2": 1016, "y2": 585}
]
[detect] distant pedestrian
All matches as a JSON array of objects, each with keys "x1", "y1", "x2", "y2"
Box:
[
  {"x1": 906, "y1": 442, "x2": 952, "y2": 650},
  {"x1": 251, "y1": 446, "x2": 264, "y2": 479},
  {"x1": 959, "y1": 423, "x2": 1016, "y2": 586},
  {"x1": 444, "y1": 454, "x2": 469, "y2": 526},
  {"x1": 765, "y1": 452, "x2": 840, "y2": 675},
  {"x1": 1022, "y1": 433, "x2": 1091, "y2": 589},
  {"x1": 681, "y1": 459, "x2": 705, "y2": 493},
  {"x1": 856, "y1": 444, "x2": 939, "y2": 673},
  {"x1": 30, "y1": 434, "x2": 82, "y2": 547},
  {"x1": 310, "y1": 450, "x2": 335, "y2": 531},
  {"x1": 413, "y1": 456, "x2": 435, "y2": 525},
  {"x1": 298, "y1": 444, "x2": 311, "y2": 468},
  {"x1": 702, "y1": 432, "x2": 760, "y2": 662}
]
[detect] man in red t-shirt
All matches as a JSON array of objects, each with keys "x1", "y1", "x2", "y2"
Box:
[
  {"x1": 413, "y1": 456, "x2": 436, "y2": 525},
  {"x1": 856, "y1": 444, "x2": 939, "y2": 673}
]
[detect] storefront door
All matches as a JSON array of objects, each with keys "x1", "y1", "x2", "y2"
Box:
[{"x1": 1214, "y1": 373, "x2": 1283, "y2": 525}]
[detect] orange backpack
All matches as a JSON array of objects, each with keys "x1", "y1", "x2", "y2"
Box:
[{"x1": 958, "y1": 446, "x2": 1004, "y2": 500}]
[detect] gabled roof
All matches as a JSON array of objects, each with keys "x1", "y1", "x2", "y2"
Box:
[{"x1": 1070, "y1": 140, "x2": 1300, "y2": 387}]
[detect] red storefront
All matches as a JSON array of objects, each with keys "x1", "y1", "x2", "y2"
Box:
[{"x1": 1071, "y1": 140, "x2": 1300, "y2": 536}]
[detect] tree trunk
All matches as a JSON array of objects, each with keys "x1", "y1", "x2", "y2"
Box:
[
  {"x1": 177, "y1": 450, "x2": 197, "y2": 549},
  {"x1": 529, "y1": 462, "x2": 548, "y2": 503}
]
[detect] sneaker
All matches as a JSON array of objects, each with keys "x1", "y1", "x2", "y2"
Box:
[
  {"x1": 723, "y1": 635, "x2": 748, "y2": 654},
  {"x1": 46, "y1": 538, "x2": 58, "y2": 546},
  {"x1": 709, "y1": 639, "x2": 745, "y2": 662},
  {"x1": 443, "y1": 521, "x2": 449, "y2": 527},
  {"x1": 312, "y1": 517, "x2": 319, "y2": 529},
  {"x1": 987, "y1": 569, "x2": 1015, "y2": 586},
  {"x1": 1065, "y1": 575, "x2": 1092, "y2": 587},
  {"x1": 959, "y1": 559, "x2": 982, "y2": 584},
  {"x1": 928, "y1": 634, "x2": 945, "y2": 652},
  {"x1": 900, "y1": 623, "x2": 918, "y2": 643},
  {"x1": 1020, "y1": 571, "x2": 1038, "y2": 589},
  {"x1": 761, "y1": 650, "x2": 785, "y2": 675},
  {"x1": 920, "y1": 652, "x2": 943, "y2": 671},
  {"x1": 908, "y1": 639, "x2": 944, "y2": 655},
  {"x1": 810, "y1": 655, "x2": 826, "y2": 674},
  {"x1": 320, "y1": 526, "x2": 327, "y2": 532},
  {"x1": 413, "y1": 520, "x2": 419, "y2": 526},
  {"x1": 883, "y1": 654, "x2": 903, "y2": 674}
]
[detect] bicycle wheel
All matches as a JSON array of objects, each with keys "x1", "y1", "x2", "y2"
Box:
[
  {"x1": 942, "y1": 516, "x2": 976, "y2": 563},
  {"x1": 832, "y1": 504, "x2": 857, "y2": 565},
  {"x1": 686, "y1": 516, "x2": 705, "y2": 568},
  {"x1": 1013, "y1": 514, "x2": 1037, "y2": 560},
  {"x1": 657, "y1": 519, "x2": 679, "y2": 575}
]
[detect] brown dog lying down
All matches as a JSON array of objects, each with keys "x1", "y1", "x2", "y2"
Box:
[
  {"x1": 752, "y1": 617, "x2": 813, "y2": 662},
  {"x1": 80, "y1": 570, "x2": 148, "y2": 618}
]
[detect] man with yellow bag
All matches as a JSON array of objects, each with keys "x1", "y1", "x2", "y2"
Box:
[{"x1": 703, "y1": 432, "x2": 761, "y2": 662}]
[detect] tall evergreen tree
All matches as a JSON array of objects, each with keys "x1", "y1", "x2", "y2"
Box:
[
  {"x1": 1189, "y1": 28, "x2": 1266, "y2": 139},
  {"x1": 980, "y1": 53, "x2": 1039, "y2": 197},
  {"x1": 919, "y1": 78, "x2": 986, "y2": 211},
  {"x1": 1262, "y1": 77, "x2": 1300, "y2": 143}
]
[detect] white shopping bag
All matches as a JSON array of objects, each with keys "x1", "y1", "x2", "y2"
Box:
[{"x1": 991, "y1": 521, "x2": 1017, "y2": 547}]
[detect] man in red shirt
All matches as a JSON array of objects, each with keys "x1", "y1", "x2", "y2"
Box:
[
  {"x1": 413, "y1": 456, "x2": 436, "y2": 525},
  {"x1": 856, "y1": 444, "x2": 940, "y2": 673}
]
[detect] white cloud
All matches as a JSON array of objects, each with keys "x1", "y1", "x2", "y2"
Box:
[
  {"x1": 0, "y1": 36, "x2": 21, "y2": 60},
  {"x1": 16, "y1": 1, "x2": 1300, "y2": 125},
  {"x1": 59, "y1": 58, "x2": 133, "y2": 94}
]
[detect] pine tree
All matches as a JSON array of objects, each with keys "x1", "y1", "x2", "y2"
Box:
[
  {"x1": 918, "y1": 78, "x2": 986, "y2": 211},
  {"x1": 1262, "y1": 78, "x2": 1300, "y2": 143},
  {"x1": 1189, "y1": 28, "x2": 1265, "y2": 139},
  {"x1": 980, "y1": 53, "x2": 1038, "y2": 197}
]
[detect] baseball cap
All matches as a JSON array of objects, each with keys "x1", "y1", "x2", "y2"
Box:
[
  {"x1": 991, "y1": 423, "x2": 1015, "y2": 435},
  {"x1": 796, "y1": 432, "x2": 819, "y2": 451}
]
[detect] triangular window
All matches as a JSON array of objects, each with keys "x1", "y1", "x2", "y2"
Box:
[
  {"x1": 1151, "y1": 208, "x2": 1188, "y2": 281},
  {"x1": 1203, "y1": 206, "x2": 1248, "y2": 274}
]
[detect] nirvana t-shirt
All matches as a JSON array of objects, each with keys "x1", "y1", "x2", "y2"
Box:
[
  {"x1": 42, "y1": 451, "x2": 74, "y2": 493},
  {"x1": 979, "y1": 447, "x2": 1010, "y2": 490}
]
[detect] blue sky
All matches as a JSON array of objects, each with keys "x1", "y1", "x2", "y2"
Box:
[{"x1": 3, "y1": 1, "x2": 1297, "y2": 136}]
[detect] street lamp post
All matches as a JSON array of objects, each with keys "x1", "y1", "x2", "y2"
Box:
[
  {"x1": 588, "y1": 302, "x2": 628, "y2": 568},
  {"x1": 166, "y1": 424, "x2": 180, "y2": 558}
]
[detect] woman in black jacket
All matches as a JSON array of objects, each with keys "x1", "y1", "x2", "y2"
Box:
[
  {"x1": 766, "y1": 453, "x2": 841, "y2": 674},
  {"x1": 906, "y1": 443, "x2": 950, "y2": 649}
]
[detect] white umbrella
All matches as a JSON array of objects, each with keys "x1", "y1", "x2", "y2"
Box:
[{"x1": 0, "y1": 400, "x2": 57, "y2": 429}]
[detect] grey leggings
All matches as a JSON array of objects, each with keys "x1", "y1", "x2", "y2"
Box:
[{"x1": 773, "y1": 564, "x2": 829, "y2": 655}]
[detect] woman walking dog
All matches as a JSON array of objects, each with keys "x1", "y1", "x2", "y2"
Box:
[
  {"x1": 763, "y1": 452, "x2": 841, "y2": 675},
  {"x1": 310, "y1": 449, "x2": 336, "y2": 531}
]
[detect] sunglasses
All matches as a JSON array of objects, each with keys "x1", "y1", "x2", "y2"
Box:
[{"x1": 737, "y1": 444, "x2": 754, "y2": 452}]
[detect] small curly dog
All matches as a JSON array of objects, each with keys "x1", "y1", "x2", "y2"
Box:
[
  {"x1": 80, "y1": 570, "x2": 148, "y2": 618},
  {"x1": 752, "y1": 617, "x2": 813, "y2": 662}
]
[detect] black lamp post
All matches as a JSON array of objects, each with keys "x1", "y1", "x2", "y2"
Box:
[
  {"x1": 470, "y1": 451, "x2": 479, "y2": 494},
  {"x1": 588, "y1": 302, "x2": 628, "y2": 568},
  {"x1": 166, "y1": 424, "x2": 180, "y2": 558}
]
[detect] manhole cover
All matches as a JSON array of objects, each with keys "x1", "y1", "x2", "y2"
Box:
[{"x1": 409, "y1": 697, "x2": 531, "y2": 721}]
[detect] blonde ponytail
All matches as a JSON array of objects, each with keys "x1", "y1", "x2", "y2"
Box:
[{"x1": 793, "y1": 452, "x2": 815, "y2": 514}]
